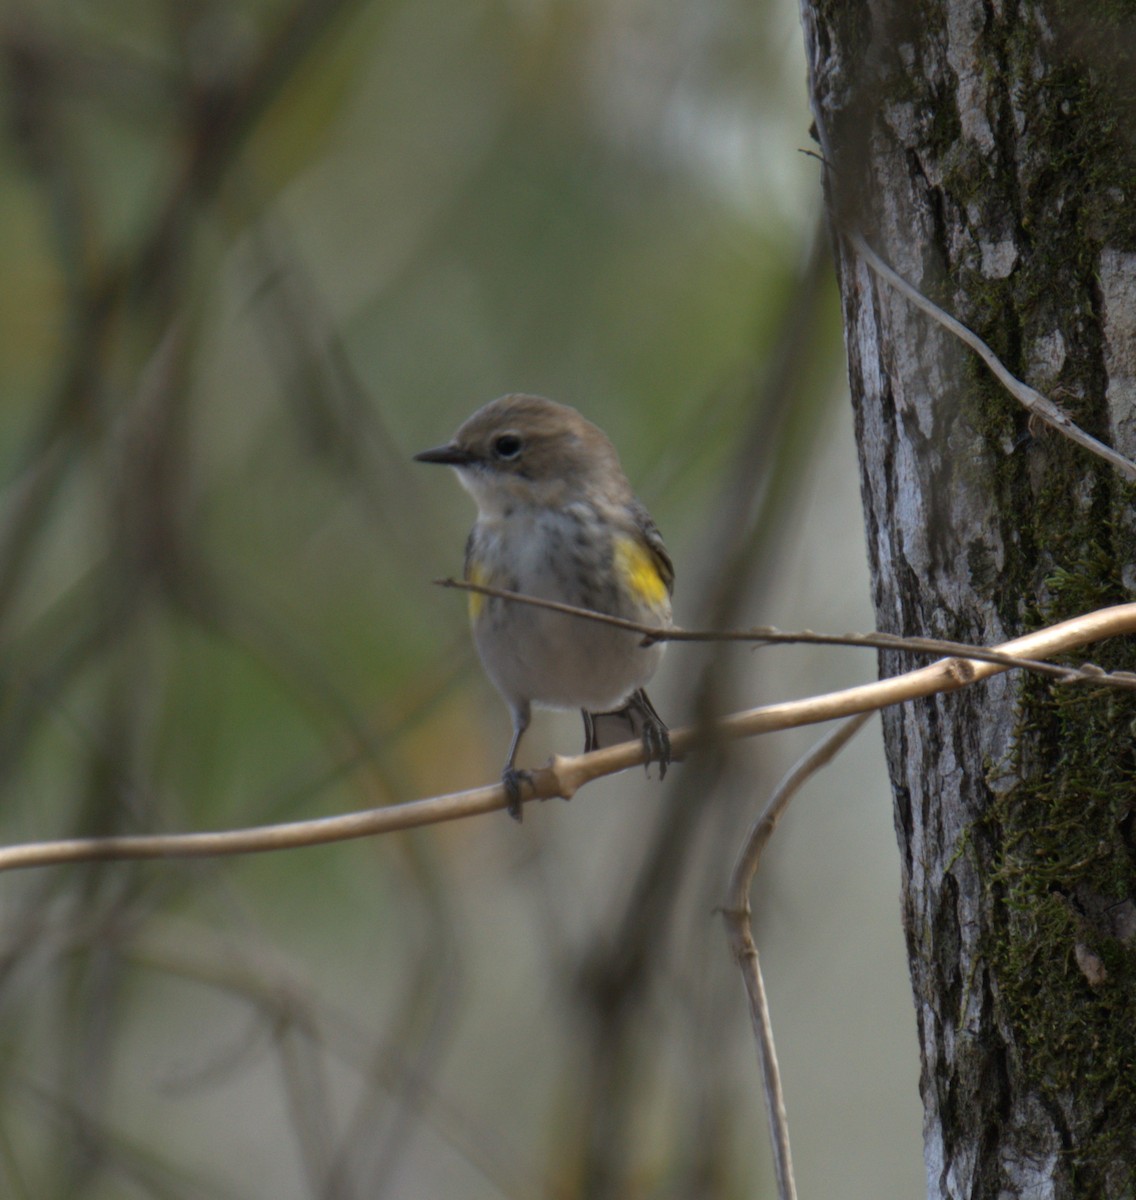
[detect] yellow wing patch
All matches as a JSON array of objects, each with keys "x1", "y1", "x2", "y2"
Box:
[
  {"x1": 466, "y1": 561, "x2": 490, "y2": 621},
  {"x1": 614, "y1": 535, "x2": 670, "y2": 609}
]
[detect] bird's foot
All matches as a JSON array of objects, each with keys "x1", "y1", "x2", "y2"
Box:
[
  {"x1": 640, "y1": 713, "x2": 671, "y2": 781},
  {"x1": 625, "y1": 688, "x2": 670, "y2": 779},
  {"x1": 582, "y1": 689, "x2": 671, "y2": 780},
  {"x1": 502, "y1": 767, "x2": 533, "y2": 821}
]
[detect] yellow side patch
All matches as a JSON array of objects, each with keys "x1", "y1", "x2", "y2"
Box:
[
  {"x1": 614, "y1": 535, "x2": 669, "y2": 608},
  {"x1": 466, "y1": 561, "x2": 489, "y2": 621}
]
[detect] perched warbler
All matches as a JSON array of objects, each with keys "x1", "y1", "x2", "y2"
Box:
[{"x1": 415, "y1": 394, "x2": 673, "y2": 820}]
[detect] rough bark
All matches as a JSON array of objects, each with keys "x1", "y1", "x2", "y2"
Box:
[{"x1": 799, "y1": 2, "x2": 1136, "y2": 1197}]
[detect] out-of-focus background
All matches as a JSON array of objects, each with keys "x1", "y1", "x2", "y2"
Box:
[{"x1": 0, "y1": 0, "x2": 923, "y2": 1196}]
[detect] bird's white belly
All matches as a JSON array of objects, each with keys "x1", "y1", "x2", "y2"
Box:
[
  {"x1": 470, "y1": 507, "x2": 668, "y2": 711},
  {"x1": 476, "y1": 603, "x2": 664, "y2": 711}
]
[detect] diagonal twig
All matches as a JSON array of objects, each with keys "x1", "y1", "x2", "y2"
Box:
[
  {"x1": 721, "y1": 712, "x2": 873, "y2": 1200},
  {"x1": 0, "y1": 602, "x2": 1134, "y2": 872},
  {"x1": 849, "y1": 231, "x2": 1136, "y2": 483},
  {"x1": 436, "y1": 578, "x2": 1136, "y2": 690}
]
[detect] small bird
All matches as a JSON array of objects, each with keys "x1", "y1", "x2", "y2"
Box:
[{"x1": 415, "y1": 394, "x2": 673, "y2": 819}]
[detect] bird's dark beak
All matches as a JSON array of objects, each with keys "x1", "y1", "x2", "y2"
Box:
[{"x1": 413, "y1": 442, "x2": 475, "y2": 466}]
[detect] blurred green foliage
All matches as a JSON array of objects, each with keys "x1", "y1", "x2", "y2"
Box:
[{"x1": 0, "y1": 1, "x2": 921, "y2": 1198}]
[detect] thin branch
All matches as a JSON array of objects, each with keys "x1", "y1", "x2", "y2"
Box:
[
  {"x1": 720, "y1": 712, "x2": 873, "y2": 1200},
  {"x1": 723, "y1": 712, "x2": 874, "y2": 918},
  {"x1": 0, "y1": 603, "x2": 1135, "y2": 872},
  {"x1": 848, "y1": 232, "x2": 1136, "y2": 483},
  {"x1": 437, "y1": 578, "x2": 1136, "y2": 689},
  {"x1": 800, "y1": 90, "x2": 1136, "y2": 486},
  {"x1": 735, "y1": 937, "x2": 796, "y2": 1200}
]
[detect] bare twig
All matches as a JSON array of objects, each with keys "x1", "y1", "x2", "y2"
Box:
[
  {"x1": 720, "y1": 713, "x2": 872, "y2": 1200},
  {"x1": 731, "y1": 933, "x2": 795, "y2": 1200},
  {"x1": 798, "y1": 88, "x2": 1136, "y2": 486},
  {"x1": 437, "y1": 578, "x2": 1136, "y2": 690},
  {"x1": 0, "y1": 603, "x2": 1135, "y2": 872},
  {"x1": 848, "y1": 232, "x2": 1136, "y2": 483},
  {"x1": 723, "y1": 713, "x2": 874, "y2": 919}
]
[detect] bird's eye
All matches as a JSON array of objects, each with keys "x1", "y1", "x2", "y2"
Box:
[{"x1": 493, "y1": 434, "x2": 523, "y2": 459}]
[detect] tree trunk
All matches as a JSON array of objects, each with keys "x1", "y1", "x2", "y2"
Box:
[{"x1": 799, "y1": 2, "x2": 1136, "y2": 1197}]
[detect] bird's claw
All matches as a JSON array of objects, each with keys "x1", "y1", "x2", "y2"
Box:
[
  {"x1": 641, "y1": 717, "x2": 671, "y2": 780},
  {"x1": 502, "y1": 767, "x2": 533, "y2": 821}
]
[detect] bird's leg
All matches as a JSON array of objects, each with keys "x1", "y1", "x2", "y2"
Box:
[
  {"x1": 502, "y1": 701, "x2": 533, "y2": 821},
  {"x1": 581, "y1": 708, "x2": 597, "y2": 754},
  {"x1": 629, "y1": 688, "x2": 670, "y2": 779}
]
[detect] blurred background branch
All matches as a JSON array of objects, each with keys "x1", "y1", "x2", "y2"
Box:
[{"x1": 0, "y1": 0, "x2": 920, "y2": 1196}]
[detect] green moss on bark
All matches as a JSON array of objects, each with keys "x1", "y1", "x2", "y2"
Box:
[{"x1": 824, "y1": 0, "x2": 1136, "y2": 1188}]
